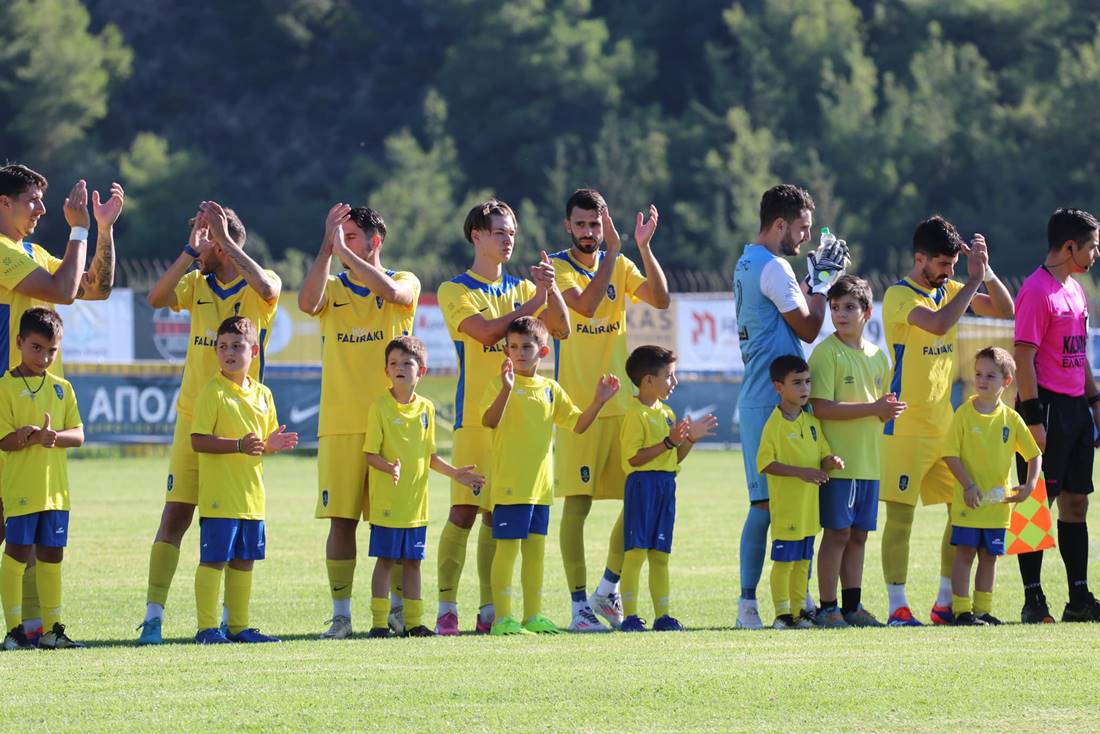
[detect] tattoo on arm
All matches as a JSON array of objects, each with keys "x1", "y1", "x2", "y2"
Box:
[{"x1": 77, "y1": 228, "x2": 115, "y2": 299}]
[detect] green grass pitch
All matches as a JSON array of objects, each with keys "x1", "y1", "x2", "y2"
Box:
[{"x1": 3, "y1": 451, "x2": 1099, "y2": 732}]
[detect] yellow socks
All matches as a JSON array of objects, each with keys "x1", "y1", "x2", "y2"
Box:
[
  {"x1": 973, "y1": 590, "x2": 993, "y2": 617},
  {"x1": 326, "y1": 559, "x2": 355, "y2": 602},
  {"x1": 952, "y1": 594, "x2": 972, "y2": 616},
  {"x1": 940, "y1": 518, "x2": 956, "y2": 578},
  {"x1": 790, "y1": 560, "x2": 810, "y2": 615},
  {"x1": 648, "y1": 550, "x2": 671, "y2": 618},
  {"x1": 520, "y1": 534, "x2": 546, "y2": 621},
  {"x1": 404, "y1": 598, "x2": 423, "y2": 629},
  {"x1": 390, "y1": 563, "x2": 403, "y2": 603},
  {"x1": 1, "y1": 555, "x2": 26, "y2": 630},
  {"x1": 225, "y1": 566, "x2": 252, "y2": 635},
  {"x1": 620, "y1": 548, "x2": 646, "y2": 617},
  {"x1": 36, "y1": 560, "x2": 62, "y2": 630},
  {"x1": 771, "y1": 560, "x2": 794, "y2": 616},
  {"x1": 477, "y1": 522, "x2": 495, "y2": 609},
  {"x1": 194, "y1": 565, "x2": 222, "y2": 631},
  {"x1": 22, "y1": 564, "x2": 39, "y2": 625},
  {"x1": 437, "y1": 522, "x2": 470, "y2": 604},
  {"x1": 560, "y1": 496, "x2": 590, "y2": 595},
  {"x1": 881, "y1": 502, "x2": 915, "y2": 585},
  {"x1": 370, "y1": 597, "x2": 388, "y2": 629},
  {"x1": 490, "y1": 538, "x2": 520, "y2": 620},
  {"x1": 605, "y1": 509, "x2": 625, "y2": 577},
  {"x1": 147, "y1": 541, "x2": 181, "y2": 606}
]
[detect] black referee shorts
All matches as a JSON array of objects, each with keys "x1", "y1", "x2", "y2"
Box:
[{"x1": 1016, "y1": 386, "x2": 1094, "y2": 499}]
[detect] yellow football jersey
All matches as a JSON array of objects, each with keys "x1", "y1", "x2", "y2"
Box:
[
  {"x1": 438, "y1": 271, "x2": 537, "y2": 429},
  {"x1": 0, "y1": 235, "x2": 63, "y2": 375},
  {"x1": 944, "y1": 397, "x2": 1041, "y2": 529},
  {"x1": 362, "y1": 392, "x2": 435, "y2": 528},
  {"x1": 551, "y1": 250, "x2": 646, "y2": 415},
  {"x1": 756, "y1": 407, "x2": 832, "y2": 540},
  {"x1": 481, "y1": 373, "x2": 580, "y2": 506},
  {"x1": 190, "y1": 374, "x2": 278, "y2": 520},
  {"x1": 808, "y1": 334, "x2": 891, "y2": 479},
  {"x1": 173, "y1": 269, "x2": 279, "y2": 418},
  {"x1": 620, "y1": 398, "x2": 678, "y2": 475},
  {"x1": 314, "y1": 270, "x2": 419, "y2": 436},
  {"x1": 0, "y1": 370, "x2": 82, "y2": 517},
  {"x1": 882, "y1": 277, "x2": 964, "y2": 437}
]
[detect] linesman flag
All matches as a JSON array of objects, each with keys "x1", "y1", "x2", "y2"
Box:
[{"x1": 1006, "y1": 476, "x2": 1056, "y2": 554}]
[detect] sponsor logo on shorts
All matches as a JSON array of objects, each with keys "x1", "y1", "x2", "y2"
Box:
[
  {"x1": 899, "y1": 475, "x2": 909, "y2": 491},
  {"x1": 580, "y1": 466, "x2": 591, "y2": 483},
  {"x1": 607, "y1": 284, "x2": 617, "y2": 301},
  {"x1": 54, "y1": 385, "x2": 63, "y2": 400},
  {"x1": 1002, "y1": 427, "x2": 1010, "y2": 443},
  {"x1": 167, "y1": 474, "x2": 174, "y2": 492},
  {"x1": 321, "y1": 490, "x2": 329, "y2": 507}
]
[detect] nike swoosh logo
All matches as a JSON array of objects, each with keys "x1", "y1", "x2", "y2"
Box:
[
  {"x1": 478, "y1": 307, "x2": 489, "y2": 313},
  {"x1": 333, "y1": 585, "x2": 348, "y2": 592},
  {"x1": 683, "y1": 404, "x2": 718, "y2": 422},
  {"x1": 334, "y1": 302, "x2": 349, "y2": 308},
  {"x1": 197, "y1": 300, "x2": 212, "y2": 305},
  {"x1": 289, "y1": 404, "x2": 321, "y2": 422}
]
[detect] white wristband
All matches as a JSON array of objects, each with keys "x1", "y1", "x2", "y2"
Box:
[
  {"x1": 69, "y1": 226, "x2": 89, "y2": 242},
  {"x1": 983, "y1": 265, "x2": 995, "y2": 283}
]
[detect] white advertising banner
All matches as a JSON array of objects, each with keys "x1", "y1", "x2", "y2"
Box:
[
  {"x1": 413, "y1": 297, "x2": 455, "y2": 371},
  {"x1": 57, "y1": 288, "x2": 135, "y2": 362}
]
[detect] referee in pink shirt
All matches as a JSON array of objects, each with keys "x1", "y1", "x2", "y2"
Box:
[{"x1": 1014, "y1": 208, "x2": 1100, "y2": 624}]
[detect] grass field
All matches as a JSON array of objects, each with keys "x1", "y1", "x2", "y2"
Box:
[{"x1": 4, "y1": 451, "x2": 1100, "y2": 732}]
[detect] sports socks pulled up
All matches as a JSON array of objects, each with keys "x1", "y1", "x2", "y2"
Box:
[{"x1": 739, "y1": 505, "x2": 769, "y2": 599}]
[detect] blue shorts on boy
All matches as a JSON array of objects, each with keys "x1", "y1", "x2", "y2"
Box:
[
  {"x1": 623, "y1": 470, "x2": 676, "y2": 553},
  {"x1": 5, "y1": 510, "x2": 69, "y2": 547},
  {"x1": 950, "y1": 526, "x2": 1006, "y2": 556},
  {"x1": 819, "y1": 478, "x2": 879, "y2": 531},
  {"x1": 771, "y1": 535, "x2": 815, "y2": 562},
  {"x1": 369, "y1": 525, "x2": 428, "y2": 560},
  {"x1": 492, "y1": 504, "x2": 550, "y2": 540},
  {"x1": 199, "y1": 518, "x2": 267, "y2": 563}
]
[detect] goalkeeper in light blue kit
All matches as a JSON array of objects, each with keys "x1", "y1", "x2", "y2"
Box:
[{"x1": 732, "y1": 185, "x2": 850, "y2": 628}]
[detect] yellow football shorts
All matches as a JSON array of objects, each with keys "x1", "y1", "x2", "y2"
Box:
[
  {"x1": 451, "y1": 426, "x2": 492, "y2": 509},
  {"x1": 315, "y1": 433, "x2": 369, "y2": 520},
  {"x1": 165, "y1": 414, "x2": 199, "y2": 505},
  {"x1": 879, "y1": 432, "x2": 955, "y2": 506},
  {"x1": 554, "y1": 414, "x2": 626, "y2": 501}
]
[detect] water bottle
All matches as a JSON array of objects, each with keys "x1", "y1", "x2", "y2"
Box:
[
  {"x1": 820, "y1": 227, "x2": 836, "y2": 249},
  {"x1": 982, "y1": 487, "x2": 1006, "y2": 505}
]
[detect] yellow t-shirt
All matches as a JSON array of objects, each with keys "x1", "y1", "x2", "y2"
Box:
[
  {"x1": 362, "y1": 392, "x2": 435, "y2": 528},
  {"x1": 881, "y1": 277, "x2": 964, "y2": 437},
  {"x1": 481, "y1": 373, "x2": 580, "y2": 506},
  {"x1": 944, "y1": 397, "x2": 1042, "y2": 529},
  {"x1": 313, "y1": 270, "x2": 419, "y2": 436},
  {"x1": 173, "y1": 269, "x2": 280, "y2": 418},
  {"x1": 190, "y1": 374, "x2": 278, "y2": 520},
  {"x1": 808, "y1": 334, "x2": 891, "y2": 479},
  {"x1": 620, "y1": 398, "x2": 678, "y2": 475},
  {"x1": 0, "y1": 370, "x2": 82, "y2": 516},
  {"x1": 551, "y1": 250, "x2": 646, "y2": 415},
  {"x1": 757, "y1": 408, "x2": 832, "y2": 540},
  {"x1": 0, "y1": 235, "x2": 64, "y2": 375},
  {"x1": 438, "y1": 271, "x2": 538, "y2": 429}
]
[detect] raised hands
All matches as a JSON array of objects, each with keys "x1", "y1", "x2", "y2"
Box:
[
  {"x1": 963, "y1": 233, "x2": 990, "y2": 283},
  {"x1": 36, "y1": 412, "x2": 57, "y2": 448},
  {"x1": 501, "y1": 357, "x2": 515, "y2": 391},
  {"x1": 601, "y1": 207, "x2": 622, "y2": 256},
  {"x1": 63, "y1": 180, "x2": 90, "y2": 229},
  {"x1": 265, "y1": 425, "x2": 299, "y2": 454},
  {"x1": 635, "y1": 204, "x2": 659, "y2": 250},
  {"x1": 188, "y1": 213, "x2": 215, "y2": 258},
  {"x1": 92, "y1": 183, "x2": 125, "y2": 227},
  {"x1": 199, "y1": 201, "x2": 233, "y2": 248},
  {"x1": 595, "y1": 374, "x2": 621, "y2": 404},
  {"x1": 672, "y1": 414, "x2": 718, "y2": 445},
  {"x1": 530, "y1": 250, "x2": 556, "y2": 292},
  {"x1": 324, "y1": 203, "x2": 352, "y2": 253}
]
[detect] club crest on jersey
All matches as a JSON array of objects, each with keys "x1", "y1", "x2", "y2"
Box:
[
  {"x1": 375, "y1": 295, "x2": 384, "y2": 309},
  {"x1": 421, "y1": 412, "x2": 429, "y2": 430},
  {"x1": 1002, "y1": 427, "x2": 1010, "y2": 443},
  {"x1": 167, "y1": 474, "x2": 174, "y2": 492},
  {"x1": 233, "y1": 302, "x2": 241, "y2": 315},
  {"x1": 513, "y1": 302, "x2": 521, "y2": 310},
  {"x1": 546, "y1": 387, "x2": 554, "y2": 403},
  {"x1": 665, "y1": 416, "x2": 673, "y2": 427},
  {"x1": 810, "y1": 426, "x2": 818, "y2": 441},
  {"x1": 54, "y1": 384, "x2": 63, "y2": 400},
  {"x1": 321, "y1": 490, "x2": 329, "y2": 507},
  {"x1": 899, "y1": 475, "x2": 909, "y2": 491},
  {"x1": 580, "y1": 466, "x2": 590, "y2": 483},
  {"x1": 607, "y1": 284, "x2": 617, "y2": 301}
]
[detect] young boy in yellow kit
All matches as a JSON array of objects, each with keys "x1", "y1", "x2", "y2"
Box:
[
  {"x1": 943, "y1": 347, "x2": 1041, "y2": 625},
  {"x1": 758, "y1": 355, "x2": 845, "y2": 629},
  {"x1": 190, "y1": 316, "x2": 298, "y2": 644},
  {"x1": 481, "y1": 317, "x2": 619, "y2": 635},
  {"x1": 362, "y1": 336, "x2": 485, "y2": 638},
  {"x1": 0, "y1": 308, "x2": 85, "y2": 649},
  {"x1": 618, "y1": 345, "x2": 717, "y2": 632}
]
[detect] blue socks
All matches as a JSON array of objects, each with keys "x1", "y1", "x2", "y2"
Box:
[{"x1": 739, "y1": 505, "x2": 770, "y2": 600}]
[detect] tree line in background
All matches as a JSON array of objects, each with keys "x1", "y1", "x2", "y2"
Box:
[{"x1": 3, "y1": 0, "x2": 1100, "y2": 289}]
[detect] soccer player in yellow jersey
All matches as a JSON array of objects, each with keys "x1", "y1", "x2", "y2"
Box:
[
  {"x1": 0, "y1": 309, "x2": 85, "y2": 649},
  {"x1": 362, "y1": 337, "x2": 484, "y2": 638},
  {"x1": 0, "y1": 164, "x2": 121, "y2": 643},
  {"x1": 618, "y1": 346, "x2": 716, "y2": 633},
  {"x1": 943, "y1": 348, "x2": 1041, "y2": 626},
  {"x1": 189, "y1": 316, "x2": 297, "y2": 644},
  {"x1": 299, "y1": 204, "x2": 420, "y2": 640},
  {"x1": 481, "y1": 317, "x2": 619, "y2": 635},
  {"x1": 879, "y1": 216, "x2": 1013, "y2": 626},
  {"x1": 138, "y1": 202, "x2": 281, "y2": 644},
  {"x1": 434, "y1": 199, "x2": 569, "y2": 635},
  {"x1": 758, "y1": 355, "x2": 844, "y2": 629},
  {"x1": 549, "y1": 188, "x2": 671, "y2": 632}
]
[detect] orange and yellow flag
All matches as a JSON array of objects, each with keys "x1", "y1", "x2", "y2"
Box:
[{"x1": 1007, "y1": 476, "x2": 1056, "y2": 554}]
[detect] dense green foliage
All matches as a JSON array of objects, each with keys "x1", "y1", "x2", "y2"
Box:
[{"x1": 3, "y1": 0, "x2": 1100, "y2": 285}]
